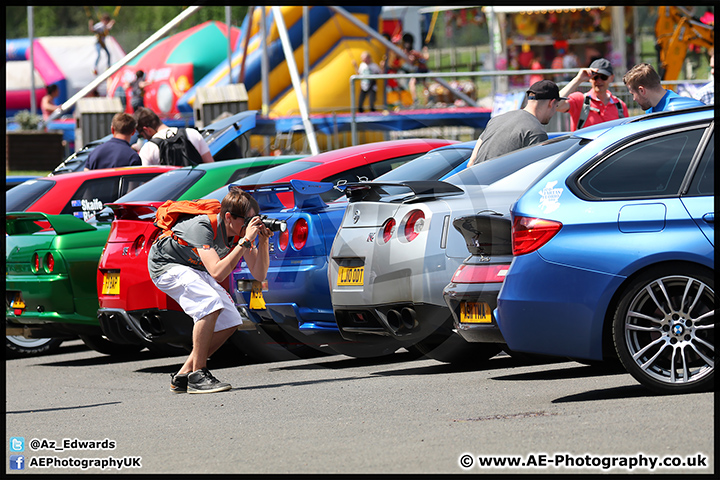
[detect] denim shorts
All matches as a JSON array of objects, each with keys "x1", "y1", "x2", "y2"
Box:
[{"x1": 152, "y1": 265, "x2": 243, "y2": 332}]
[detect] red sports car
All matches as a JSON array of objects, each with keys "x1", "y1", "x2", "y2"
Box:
[
  {"x1": 6, "y1": 166, "x2": 177, "y2": 220},
  {"x1": 5, "y1": 166, "x2": 176, "y2": 357},
  {"x1": 97, "y1": 139, "x2": 455, "y2": 360}
]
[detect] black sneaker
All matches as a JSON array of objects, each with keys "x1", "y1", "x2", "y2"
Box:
[
  {"x1": 187, "y1": 368, "x2": 231, "y2": 394},
  {"x1": 170, "y1": 372, "x2": 188, "y2": 393}
]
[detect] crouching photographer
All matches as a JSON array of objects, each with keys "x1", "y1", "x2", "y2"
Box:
[{"x1": 148, "y1": 186, "x2": 273, "y2": 394}]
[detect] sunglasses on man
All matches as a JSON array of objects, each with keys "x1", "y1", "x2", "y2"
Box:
[{"x1": 591, "y1": 73, "x2": 609, "y2": 81}]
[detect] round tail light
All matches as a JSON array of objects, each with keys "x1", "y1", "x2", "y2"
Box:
[
  {"x1": 132, "y1": 235, "x2": 146, "y2": 257},
  {"x1": 44, "y1": 253, "x2": 55, "y2": 273},
  {"x1": 278, "y1": 229, "x2": 289, "y2": 251},
  {"x1": 292, "y1": 218, "x2": 308, "y2": 250},
  {"x1": 382, "y1": 218, "x2": 396, "y2": 243},
  {"x1": 404, "y1": 210, "x2": 425, "y2": 242},
  {"x1": 32, "y1": 253, "x2": 40, "y2": 273}
]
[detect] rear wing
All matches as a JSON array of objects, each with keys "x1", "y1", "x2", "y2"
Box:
[
  {"x1": 344, "y1": 181, "x2": 465, "y2": 203},
  {"x1": 6, "y1": 212, "x2": 97, "y2": 236},
  {"x1": 228, "y1": 179, "x2": 337, "y2": 211},
  {"x1": 104, "y1": 202, "x2": 165, "y2": 222}
]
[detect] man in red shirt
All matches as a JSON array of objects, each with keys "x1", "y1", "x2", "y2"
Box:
[{"x1": 557, "y1": 58, "x2": 629, "y2": 131}]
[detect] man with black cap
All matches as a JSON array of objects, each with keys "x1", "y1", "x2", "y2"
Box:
[
  {"x1": 558, "y1": 57, "x2": 629, "y2": 131},
  {"x1": 468, "y1": 79, "x2": 565, "y2": 167}
]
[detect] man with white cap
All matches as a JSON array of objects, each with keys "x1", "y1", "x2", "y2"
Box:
[{"x1": 557, "y1": 58, "x2": 629, "y2": 131}]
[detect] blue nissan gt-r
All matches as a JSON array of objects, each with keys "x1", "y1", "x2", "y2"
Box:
[
  {"x1": 495, "y1": 105, "x2": 714, "y2": 395},
  {"x1": 232, "y1": 141, "x2": 476, "y2": 358}
]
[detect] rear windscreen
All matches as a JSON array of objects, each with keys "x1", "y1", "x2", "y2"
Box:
[
  {"x1": 114, "y1": 169, "x2": 205, "y2": 203},
  {"x1": 6, "y1": 178, "x2": 55, "y2": 212}
]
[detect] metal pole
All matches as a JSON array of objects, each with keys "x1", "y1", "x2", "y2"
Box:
[
  {"x1": 226, "y1": 6, "x2": 233, "y2": 84},
  {"x1": 238, "y1": 6, "x2": 254, "y2": 84},
  {"x1": 260, "y1": 7, "x2": 270, "y2": 153},
  {"x1": 303, "y1": 6, "x2": 310, "y2": 115},
  {"x1": 328, "y1": 6, "x2": 476, "y2": 107},
  {"x1": 272, "y1": 6, "x2": 319, "y2": 155},
  {"x1": 44, "y1": 5, "x2": 202, "y2": 124},
  {"x1": 28, "y1": 6, "x2": 36, "y2": 118}
]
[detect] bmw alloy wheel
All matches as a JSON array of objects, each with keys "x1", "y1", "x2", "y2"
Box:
[{"x1": 613, "y1": 267, "x2": 714, "y2": 394}]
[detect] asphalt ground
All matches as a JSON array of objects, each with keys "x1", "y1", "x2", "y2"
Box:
[{"x1": 6, "y1": 340, "x2": 714, "y2": 474}]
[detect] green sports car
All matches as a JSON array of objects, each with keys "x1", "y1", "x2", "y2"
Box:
[{"x1": 5, "y1": 155, "x2": 304, "y2": 357}]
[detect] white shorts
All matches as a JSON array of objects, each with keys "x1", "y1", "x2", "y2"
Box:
[{"x1": 152, "y1": 265, "x2": 243, "y2": 332}]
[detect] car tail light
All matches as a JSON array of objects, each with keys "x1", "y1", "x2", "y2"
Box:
[
  {"x1": 292, "y1": 218, "x2": 308, "y2": 250},
  {"x1": 132, "y1": 235, "x2": 146, "y2": 256},
  {"x1": 512, "y1": 216, "x2": 562, "y2": 256},
  {"x1": 278, "y1": 229, "x2": 289, "y2": 251},
  {"x1": 403, "y1": 210, "x2": 425, "y2": 242},
  {"x1": 147, "y1": 229, "x2": 161, "y2": 250},
  {"x1": 382, "y1": 218, "x2": 396, "y2": 243},
  {"x1": 451, "y1": 264, "x2": 510, "y2": 283},
  {"x1": 44, "y1": 253, "x2": 55, "y2": 273},
  {"x1": 32, "y1": 253, "x2": 40, "y2": 273}
]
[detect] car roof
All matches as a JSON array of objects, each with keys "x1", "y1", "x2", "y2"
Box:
[
  {"x1": 46, "y1": 165, "x2": 177, "y2": 181},
  {"x1": 175, "y1": 155, "x2": 307, "y2": 172}
]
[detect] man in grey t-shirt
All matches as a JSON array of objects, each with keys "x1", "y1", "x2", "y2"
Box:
[
  {"x1": 149, "y1": 187, "x2": 272, "y2": 394},
  {"x1": 468, "y1": 80, "x2": 566, "y2": 166}
]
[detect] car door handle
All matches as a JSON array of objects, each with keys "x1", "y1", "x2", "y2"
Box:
[{"x1": 702, "y1": 213, "x2": 714, "y2": 224}]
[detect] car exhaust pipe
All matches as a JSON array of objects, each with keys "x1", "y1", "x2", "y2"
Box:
[
  {"x1": 140, "y1": 313, "x2": 165, "y2": 335},
  {"x1": 401, "y1": 308, "x2": 417, "y2": 330},
  {"x1": 386, "y1": 309, "x2": 402, "y2": 332}
]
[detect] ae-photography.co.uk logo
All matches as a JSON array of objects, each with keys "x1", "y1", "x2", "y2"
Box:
[
  {"x1": 10, "y1": 455, "x2": 25, "y2": 470},
  {"x1": 10, "y1": 437, "x2": 25, "y2": 452}
]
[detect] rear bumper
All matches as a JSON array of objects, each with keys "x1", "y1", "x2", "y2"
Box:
[
  {"x1": 98, "y1": 308, "x2": 193, "y2": 347},
  {"x1": 443, "y1": 281, "x2": 505, "y2": 344},
  {"x1": 333, "y1": 302, "x2": 452, "y2": 346}
]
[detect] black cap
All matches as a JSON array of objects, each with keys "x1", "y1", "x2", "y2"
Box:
[
  {"x1": 589, "y1": 58, "x2": 613, "y2": 77},
  {"x1": 526, "y1": 80, "x2": 567, "y2": 101}
]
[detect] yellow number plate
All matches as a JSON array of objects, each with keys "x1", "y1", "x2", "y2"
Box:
[
  {"x1": 11, "y1": 293, "x2": 26, "y2": 309},
  {"x1": 460, "y1": 302, "x2": 492, "y2": 323},
  {"x1": 249, "y1": 280, "x2": 266, "y2": 310},
  {"x1": 337, "y1": 266, "x2": 364, "y2": 286},
  {"x1": 102, "y1": 272, "x2": 120, "y2": 295}
]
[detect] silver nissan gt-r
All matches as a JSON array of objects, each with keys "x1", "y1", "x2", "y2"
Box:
[{"x1": 328, "y1": 132, "x2": 599, "y2": 362}]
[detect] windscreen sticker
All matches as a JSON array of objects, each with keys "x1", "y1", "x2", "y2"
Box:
[
  {"x1": 71, "y1": 198, "x2": 104, "y2": 221},
  {"x1": 538, "y1": 181, "x2": 563, "y2": 214}
]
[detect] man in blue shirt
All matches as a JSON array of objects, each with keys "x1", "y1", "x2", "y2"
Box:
[
  {"x1": 622, "y1": 63, "x2": 705, "y2": 113},
  {"x1": 85, "y1": 113, "x2": 142, "y2": 170}
]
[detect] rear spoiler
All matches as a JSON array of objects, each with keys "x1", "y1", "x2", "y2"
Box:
[
  {"x1": 104, "y1": 202, "x2": 164, "y2": 221},
  {"x1": 452, "y1": 213, "x2": 512, "y2": 256},
  {"x1": 344, "y1": 181, "x2": 464, "y2": 203},
  {"x1": 229, "y1": 179, "x2": 336, "y2": 211},
  {"x1": 6, "y1": 212, "x2": 97, "y2": 236}
]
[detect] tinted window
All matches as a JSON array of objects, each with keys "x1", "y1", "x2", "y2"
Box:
[
  {"x1": 687, "y1": 131, "x2": 714, "y2": 196},
  {"x1": 115, "y1": 169, "x2": 205, "y2": 203},
  {"x1": 60, "y1": 177, "x2": 120, "y2": 220},
  {"x1": 237, "y1": 161, "x2": 318, "y2": 185},
  {"x1": 6, "y1": 178, "x2": 55, "y2": 212},
  {"x1": 578, "y1": 128, "x2": 705, "y2": 199},
  {"x1": 447, "y1": 137, "x2": 582, "y2": 187},
  {"x1": 375, "y1": 148, "x2": 473, "y2": 182},
  {"x1": 119, "y1": 173, "x2": 165, "y2": 197}
]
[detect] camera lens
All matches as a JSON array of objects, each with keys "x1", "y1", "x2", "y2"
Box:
[{"x1": 260, "y1": 215, "x2": 287, "y2": 232}]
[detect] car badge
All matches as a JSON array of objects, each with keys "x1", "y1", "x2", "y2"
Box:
[
  {"x1": 353, "y1": 210, "x2": 360, "y2": 224},
  {"x1": 122, "y1": 247, "x2": 129, "y2": 256},
  {"x1": 367, "y1": 233, "x2": 375, "y2": 243},
  {"x1": 672, "y1": 324, "x2": 684, "y2": 335}
]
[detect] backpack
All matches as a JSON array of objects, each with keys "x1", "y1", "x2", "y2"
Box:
[
  {"x1": 577, "y1": 95, "x2": 625, "y2": 130},
  {"x1": 150, "y1": 128, "x2": 203, "y2": 167},
  {"x1": 153, "y1": 199, "x2": 222, "y2": 246}
]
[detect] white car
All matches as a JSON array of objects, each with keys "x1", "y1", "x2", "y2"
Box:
[{"x1": 329, "y1": 133, "x2": 599, "y2": 362}]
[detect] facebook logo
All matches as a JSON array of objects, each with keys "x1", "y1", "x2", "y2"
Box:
[
  {"x1": 10, "y1": 455, "x2": 25, "y2": 470},
  {"x1": 10, "y1": 437, "x2": 25, "y2": 452}
]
